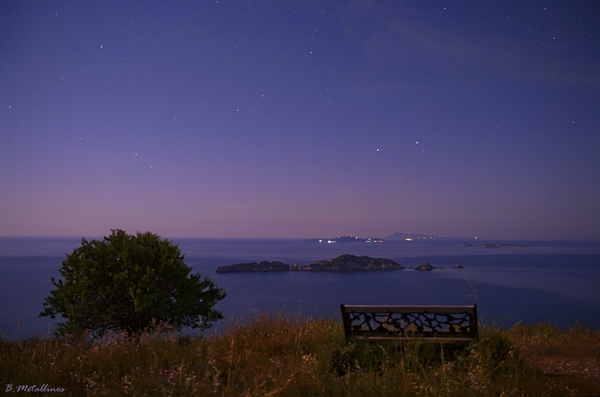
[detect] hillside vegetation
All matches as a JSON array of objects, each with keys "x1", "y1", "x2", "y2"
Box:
[{"x1": 1, "y1": 311, "x2": 599, "y2": 396}]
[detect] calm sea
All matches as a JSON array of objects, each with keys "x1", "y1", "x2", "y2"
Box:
[{"x1": 1, "y1": 237, "x2": 599, "y2": 339}]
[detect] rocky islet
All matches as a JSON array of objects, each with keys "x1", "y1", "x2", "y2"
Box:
[{"x1": 216, "y1": 255, "x2": 464, "y2": 273}]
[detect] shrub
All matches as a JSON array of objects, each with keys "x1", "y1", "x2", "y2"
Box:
[{"x1": 39, "y1": 229, "x2": 226, "y2": 337}]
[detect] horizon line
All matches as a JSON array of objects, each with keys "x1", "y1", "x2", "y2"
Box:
[{"x1": 0, "y1": 234, "x2": 598, "y2": 243}]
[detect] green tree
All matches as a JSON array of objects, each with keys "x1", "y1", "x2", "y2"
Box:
[{"x1": 39, "y1": 229, "x2": 226, "y2": 336}]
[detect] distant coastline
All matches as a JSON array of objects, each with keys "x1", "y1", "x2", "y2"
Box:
[
  {"x1": 303, "y1": 232, "x2": 450, "y2": 244},
  {"x1": 462, "y1": 243, "x2": 530, "y2": 248},
  {"x1": 303, "y1": 236, "x2": 384, "y2": 244}
]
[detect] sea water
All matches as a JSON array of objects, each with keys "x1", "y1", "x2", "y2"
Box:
[{"x1": 1, "y1": 237, "x2": 599, "y2": 339}]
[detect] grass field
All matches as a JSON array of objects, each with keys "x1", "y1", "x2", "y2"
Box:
[{"x1": 1, "y1": 311, "x2": 599, "y2": 396}]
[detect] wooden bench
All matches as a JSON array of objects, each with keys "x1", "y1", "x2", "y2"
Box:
[{"x1": 341, "y1": 304, "x2": 478, "y2": 342}]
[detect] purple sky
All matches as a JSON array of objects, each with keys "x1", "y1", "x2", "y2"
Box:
[{"x1": 1, "y1": 1, "x2": 599, "y2": 240}]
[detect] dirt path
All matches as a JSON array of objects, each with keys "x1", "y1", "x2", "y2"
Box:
[{"x1": 522, "y1": 349, "x2": 600, "y2": 396}]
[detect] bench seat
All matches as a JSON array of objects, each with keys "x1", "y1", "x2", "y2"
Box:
[{"x1": 341, "y1": 304, "x2": 478, "y2": 342}]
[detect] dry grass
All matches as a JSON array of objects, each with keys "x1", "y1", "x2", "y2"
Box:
[{"x1": 1, "y1": 311, "x2": 599, "y2": 396}]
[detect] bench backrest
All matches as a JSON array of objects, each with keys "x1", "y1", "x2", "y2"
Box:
[{"x1": 341, "y1": 304, "x2": 478, "y2": 341}]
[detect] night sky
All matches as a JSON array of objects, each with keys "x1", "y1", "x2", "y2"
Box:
[{"x1": 2, "y1": 1, "x2": 599, "y2": 240}]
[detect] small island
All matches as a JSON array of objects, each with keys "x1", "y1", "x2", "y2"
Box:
[
  {"x1": 216, "y1": 254, "x2": 403, "y2": 273},
  {"x1": 216, "y1": 260, "x2": 290, "y2": 273},
  {"x1": 480, "y1": 243, "x2": 529, "y2": 248},
  {"x1": 292, "y1": 254, "x2": 403, "y2": 272},
  {"x1": 412, "y1": 263, "x2": 436, "y2": 271}
]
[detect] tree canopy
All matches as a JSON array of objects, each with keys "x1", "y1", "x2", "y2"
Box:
[{"x1": 39, "y1": 229, "x2": 226, "y2": 336}]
